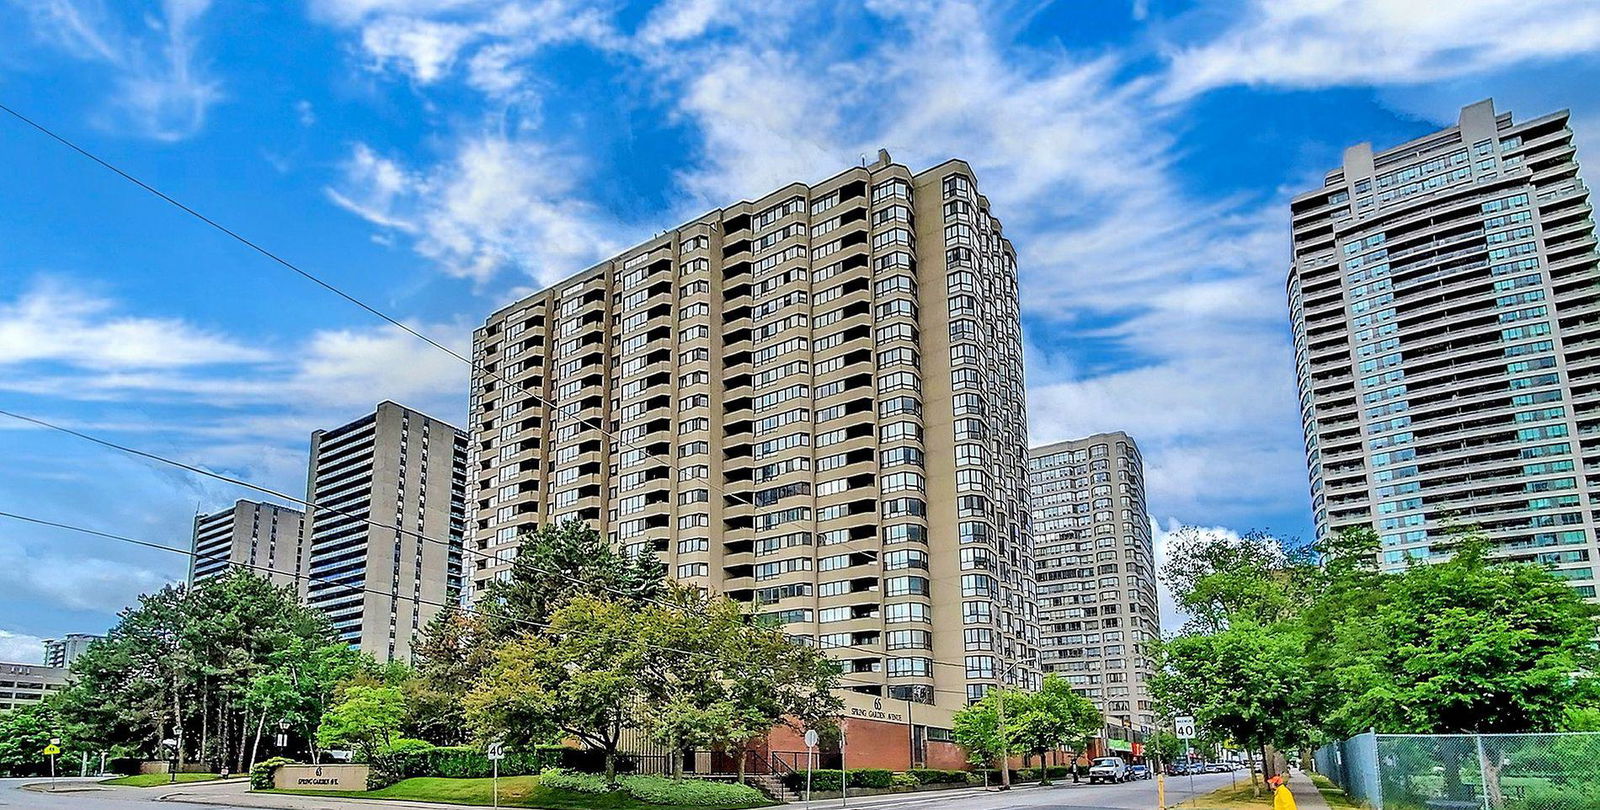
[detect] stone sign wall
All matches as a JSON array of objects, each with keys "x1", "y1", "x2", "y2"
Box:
[{"x1": 272, "y1": 764, "x2": 369, "y2": 791}]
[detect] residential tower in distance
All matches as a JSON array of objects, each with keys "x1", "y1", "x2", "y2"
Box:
[
  {"x1": 1289, "y1": 99, "x2": 1600, "y2": 592},
  {"x1": 42, "y1": 633, "x2": 103, "y2": 669},
  {"x1": 189, "y1": 499, "x2": 308, "y2": 588},
  {"x1": 304, "y1": 401, "x2": 468, "y2": 662},
  {"x1": 1029, "y1": 433, "x2": 1160, "y2": 754},
  {"x1": 466, "y1": 151, "x2": 1038, "y2": 756}
]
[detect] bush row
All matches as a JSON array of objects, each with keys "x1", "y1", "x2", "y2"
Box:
[
  {"x1": 540, "y1": 768, "x2": 766, "y2": 807},
  {"x1": 779, "y1": 767, "x2": 969, "y2": 792}
]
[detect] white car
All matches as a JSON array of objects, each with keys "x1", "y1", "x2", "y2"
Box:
[{"x1": 1087, "y1": 756, "x2": 1130, "y2": 784}]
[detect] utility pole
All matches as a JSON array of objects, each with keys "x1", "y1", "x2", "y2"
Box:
[{"x1": 997, "y1": 687, "x2": 1011, "y2": 791}]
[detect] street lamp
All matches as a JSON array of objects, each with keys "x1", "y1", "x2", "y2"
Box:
[{"x1": 161, "y1": 738, "x2": 178, "y2": 784}]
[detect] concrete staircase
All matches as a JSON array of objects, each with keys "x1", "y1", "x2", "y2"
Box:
[{"x1": 748, "y1": 773, "x2": 801, "y2": 803}]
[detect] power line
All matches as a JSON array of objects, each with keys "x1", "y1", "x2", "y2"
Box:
[
  {"x1": 0, "y1": 406, "x2": 688, "y2": 614},
  {"x1": 0, "y1": 100, "x2": 770, "y2": 523},
  {"x1": 0, "y1": 509, "x2": 697, "y2": 662}
]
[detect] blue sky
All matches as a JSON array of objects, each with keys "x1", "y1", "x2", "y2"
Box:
[{"x1": 3, "y1": 0, "x2": 1600, "y2": 658}]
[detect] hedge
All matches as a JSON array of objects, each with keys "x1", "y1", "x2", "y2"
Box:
[
  {"x1": 904, "y1": 768, "x2": 970, "y2": 784},
  {"x1": 779, "y1": 768, "x2": 912, "y2": 793},
  {"x1": 538, "y1": 769, "x2": 766, "y2": 808},
  {"x1": 617, "y1": 774, "x2": 766, "y2": 807},
  {"x1": 250, "y1": 757, "x2": 295, "y2": 791}
]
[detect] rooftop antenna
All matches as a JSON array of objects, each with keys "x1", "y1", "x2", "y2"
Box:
[{"x1": 860, "y1": 153, "x2": 867, "y2": 167}]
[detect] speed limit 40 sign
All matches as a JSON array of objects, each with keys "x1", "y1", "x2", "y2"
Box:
[{"x1": 1174, "y1": 716, "x2": 1197, "y2": 740}]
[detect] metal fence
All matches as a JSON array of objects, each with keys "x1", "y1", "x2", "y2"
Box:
[{"x1": 1314, "y1": 733, "x2": 1600, "y2": 810}]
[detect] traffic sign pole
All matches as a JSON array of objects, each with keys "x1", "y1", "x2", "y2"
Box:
[{"x1": 486, "y1": 741, "x2": 505, "y2": 810}]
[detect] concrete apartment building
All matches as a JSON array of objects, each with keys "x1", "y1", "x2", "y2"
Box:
[
  {"x1": 42, "y1": 633, "x2": 102, "y2": 669},
  {"x1": 1029, "y1": 433, "x2": 1160, "y2": 754},
  {"x1": 0, "y1": 661, "x2": 67, "y2": 711},
  {"x1": 466, "y1": 150, "x2": 1039, "y2": 734},
  {"x1": 1289, "y1": 99, "x2": 1600, "y2": 590},
  {"x1": 189, "y1": 499, "x2": 309, "y2": 588},
  {"x1": 304, "y1": 401, "x2": 468, "y2": 662}
]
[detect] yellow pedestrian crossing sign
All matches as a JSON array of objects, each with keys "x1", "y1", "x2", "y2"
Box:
[{"x1": 43, "y1": 744, "x2": 61, "y2": 755}]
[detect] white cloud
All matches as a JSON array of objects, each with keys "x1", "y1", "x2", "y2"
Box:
[
  {"x1": 11, "y1": 0, "x2": 222, "y2": 140},
  {"x1": 0, "y1": 535, "x2": 174, "y2": 614},
  {"x1": 0, "y1": 279, "x2": 267, "y2": 370},
  {"x1": 327, "y1": 135, "x2": 623, "y2": 285},
  {"x1": 0, "y1": 629, "x2": 47, "y2": 663},
  {"x1": 312, "y1": 0, "x2": 618, "y2": 93},
  {"x1": 1160, "y1": 0, "x2": 1600, "y2": 101}
]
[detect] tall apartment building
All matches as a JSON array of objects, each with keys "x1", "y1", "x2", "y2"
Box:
[
  {"x1": 467, "y1": 151, "x2": 1038, "y2": 715},
  {"x1": 1289, "y1": 99, "x2": 1600, "y2": 592},
  {"x1": 188, "y1": 499, "x2": 309, "y2": 588},
  {"x1": 304, "y1": 401, "x2": 468, "y2": 662},
  {"x1": 42, "y1": 633, "x2": 103, "y2": 669},
  {"x1": 1029, "y1": 434, "x2": 1160, "y2": 750}
]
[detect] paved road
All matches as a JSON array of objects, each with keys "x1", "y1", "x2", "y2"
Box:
[{"x1": 2, "y1": 771, "x2": 1247, "y2": 810}]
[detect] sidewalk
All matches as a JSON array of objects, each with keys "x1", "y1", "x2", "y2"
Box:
[{"x1": 1285, "y1": 771, "x2": 1332, "y2": 810}]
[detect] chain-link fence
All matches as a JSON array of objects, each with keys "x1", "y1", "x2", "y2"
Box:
[{"x1": 1314, "y1": 733, "x2": 1600, "y2": 810}]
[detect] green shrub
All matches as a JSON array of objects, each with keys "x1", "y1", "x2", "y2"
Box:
[
  {"x1": 619, "y1": 774, "x2": 765, "y2": 807},
  {"x1": 384, "y1": 745, "x2": 562, "y2": 779},
  {"x1": 380, "y1": 738, "x2": 435, "y2": 756},
  {"x1": 541, "y1": 767, "x2": 613, "y2": 794},
  {"x1": 249, "y1": 757, "x2": 294, "y2": 791},
  {"x1": 905, "y1": 768, "x2": 969, "y2": 784},
  {"x1": 780, "y1": 769, "x2": 842, "y2": 792},
  {"x1": 891, "y1": 772, "x2": 918, "y2": 788},
  {"x1": 846, "y1": 768, "x2": 894, "y2": 788},
  {"x1": 1511, "y1": 787, "x2": 1600, "y2": 810}
]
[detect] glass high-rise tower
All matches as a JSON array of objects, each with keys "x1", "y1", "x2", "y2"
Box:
[{"x1": 1289, "y1": 99, "x2": 1600, "y2": 593}]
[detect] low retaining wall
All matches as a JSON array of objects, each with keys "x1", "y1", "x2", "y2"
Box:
[
  {"x1": 137, "y1": 761, "x2": 211, "y2": 775},
  {"x1": 272, "y1": 764, "x2": 369, "y2": 791}
]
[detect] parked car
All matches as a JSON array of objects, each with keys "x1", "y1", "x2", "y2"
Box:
[
  {"x1": 1128, "y1": 764, "x2": 1151, "y2": 780},
  {"x1": 1087, "y1": 756, "x2": 1130, "y2": 784}
]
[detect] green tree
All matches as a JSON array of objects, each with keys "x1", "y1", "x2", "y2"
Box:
[
  {"x1": 1152, "y1": 623, "x2": 1313, "y2": 794},
  {"x1": 1007, "y1": 675, "x2": 1102, "y2": 783},
  {"x1": 634, "y1": 587, "x2": 841, "y2": 781},
  {"x1": 55, "y1": 569, "x2": 345, "y2": 771},
  {"x1": 317, "y1": 685, "x2": 407, "y2": 763},
  {"x1": 951, "y1": 687, "x2": 1025, "y2": 769},
  {"x1": 1144, "y1": 729, "x2": 1187, "y2": 770},
  {"x1": 474, "y1": 520, "x2": 665, "y2": 639},
  {"x1": 0, "y1": 703, "x2": 79, "y2": 776},
  {"x1": 405, "y1": 607, "x2": 495, "y2": 745},
  {"x1": 465, "y1": 595, "x2": 645, "y2": 784},
  {"x1": 1160, "y1": 527, "x2": 1310, "y2": 633},
  {"x1": 1325, "y1": 532, "x2": 1600, "y2": 736}
]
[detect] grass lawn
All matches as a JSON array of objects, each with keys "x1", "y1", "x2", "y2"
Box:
[
  {"x1": 1180, "y1": 782, "x2": 1274, "y2": 810},
  {"x1": 266, "y1": 776, "x2": 773, "y2": 810},
  {"x1": 1306, "y1": 773, "x2": 1361, "y2": 808},
  {"x1": 101, "y1": 773, "x2": 221, "y2": 787}
]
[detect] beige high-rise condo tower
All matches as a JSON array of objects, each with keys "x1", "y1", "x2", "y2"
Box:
[
  {"x1": 305, "y1": 401, "x2": 468, "y2": 662},
  {"x1": 468, "y1": 151, "x2": 1039, "y2": 719},
  {"x1": 189, "y1": 499, "x2": 308, "y2": 589},
  {"x1": 1029, "y1": 433, "x2": 1160, "y2": 754},
  {"x1": 1289, "y1": 100, "x2": 1600, "y2": 594}
]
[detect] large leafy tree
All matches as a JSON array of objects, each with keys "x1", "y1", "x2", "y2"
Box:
[
  {"x1": 634, "y1": 587, "x2": 842, "y2": 781},
  {"x1": 1006, "y1": 675, "x2": 1102, "y2": 784},
  {"x1": 1153, "y1": 623, "x2": 1313, "y2": 794},
  {"x1": 465, "y1": 595, "x2": 646, "y2": 784},
  {"x1": 474, "y1": 520, "x2": 665, "y2": 639},
  {"x1": 951, "y1": 687, "x2": 1023, "y2": 769},
  {"x1": 1325, "y1": 533, "x2": 1600, "y2": 736},
  {"x1": 317, "y1": 685, "x2": 407, "y2": 763}
]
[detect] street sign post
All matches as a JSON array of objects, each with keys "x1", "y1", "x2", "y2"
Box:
[
  {"x1": 45, "y1": 739, "x2": 61, "y2": 792},
  {"x1": 803, "y1": 730, "x2": 818, "y2": 810},
  {"x1": 487, "y1": 742, "x2": 505, "y2": 810},
  {"x1": 1174, "y1": 716, "x2": 1197, "y2": 807}
]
